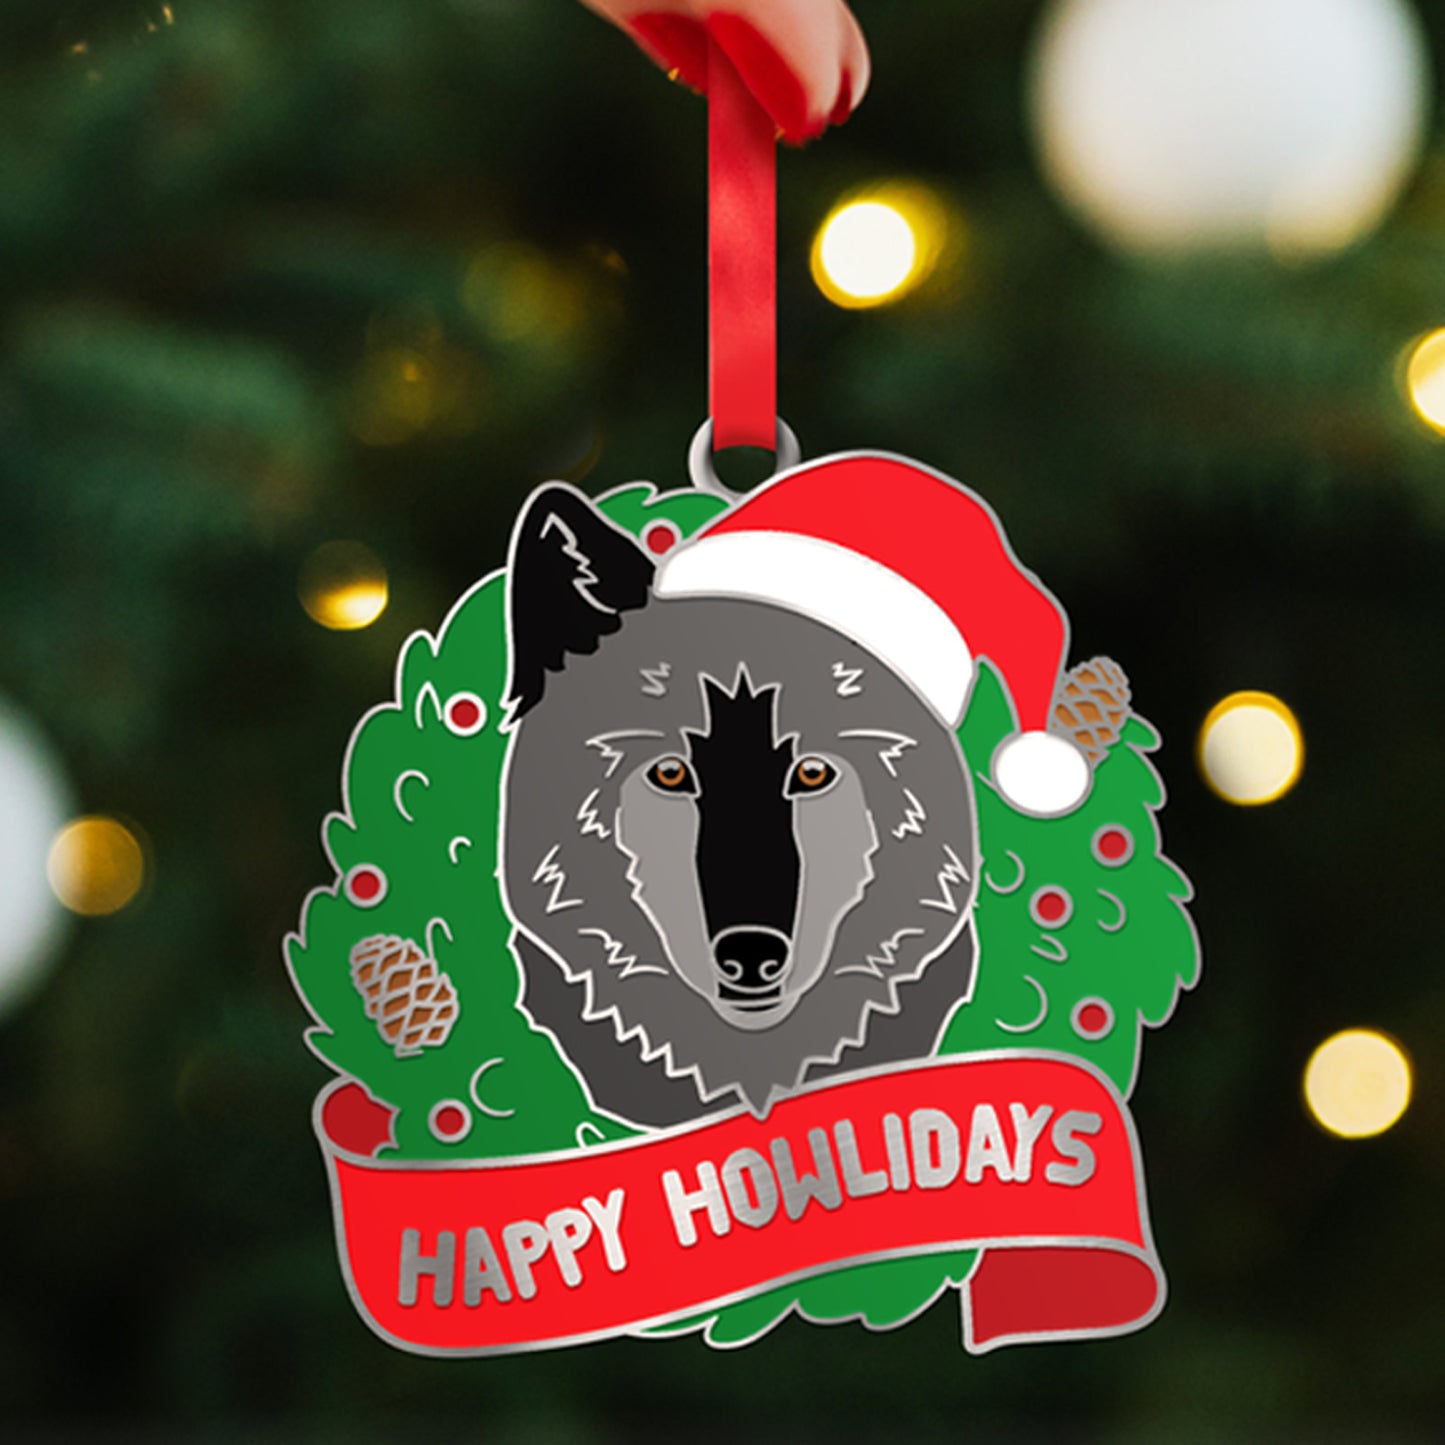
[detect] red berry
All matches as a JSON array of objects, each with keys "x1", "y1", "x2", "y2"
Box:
[
  {"x1": 1093, "y1": 825, "x2": 1134, "y2": 866},
  {"x1": 444, "y1": 692, "x2": 487, "y2": 737},
  {"x1": 428, "y1": 1099, "x2": 472, "y2": 1144},
  {"x1": 1072, "y1": 998, "x2": 1115, "y2": 1041},
  {"x1": 643, "y1": 521, "x2": 680, "y2": 556},
  {"x1": 1030, "y1": 886, "x2": 1073, "y2": 928},
  {"x1": 345, "y1": 865, "x2": 387, "y2": 907}
]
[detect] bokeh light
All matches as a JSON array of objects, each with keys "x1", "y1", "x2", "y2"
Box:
[
  {"x1": 811, "y1": 185, "x2": 954, "y2": 309},
  {"x1": 1030, "y1": 0, "x2": 1430, "y2": 259},
  {"x1": 350, "y1": 348, "x2": 437, "y2": 448},
  {"x1": 47, "y1": 816, "x2": 146, "y2": 917},
  {"x1": 1198, "y1": 691, "x2": 1304, "y2": 805},
  {"x1": 462, "y1": 243, "x2": 587, "y2": 345},
  {"x1": 299, "y1": 541, "x2": 389, "y2": 631},
  {"x1": 814, "y1": 202, "x2": 915, "y2": 306},
  {"x1": 0, "y1": 699, "x2": 72, "y2": 1018},
  {"x1": 350, "y1": 311, "x2": 488, "y2": 447},
  {"x1": 1304, "y1": 1029, "x2": 1412, "y2": 1138},
  {"x1": 1404, "y1": 328, "x2": 1445, "y2": 434}
]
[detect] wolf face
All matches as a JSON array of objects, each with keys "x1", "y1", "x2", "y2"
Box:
[
  {"x1": 614, "y1": 669, "x2": 883, "y2": 1034},
  {"x1": 500, "y1": 485, "x2": 979, "y2": 1118}
]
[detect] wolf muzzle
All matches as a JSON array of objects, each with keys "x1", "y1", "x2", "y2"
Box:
[{"x1": 712, "y1": 926, "x2": 792, "y2": 1011}]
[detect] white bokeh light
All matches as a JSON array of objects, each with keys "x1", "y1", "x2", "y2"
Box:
[
  {"x1": 1199, "y1": 691, "x2": 1304, "y2": 806},
  {"x1": 814, "y1": 201, "x2": 920, "y2": 305},
  {"x1": 1304, "y1": 1029, "x2": 1412, "y2": 1138},
  {"x1": 1030, "y1": 0, "x2": 1431, "y2": 258},
  {"x1": 0, "y1": 698, "x2": 73, "y2": 1018},
  {"x1": 1404, "y1": 328, "x2": 1445, "y2": 434}
]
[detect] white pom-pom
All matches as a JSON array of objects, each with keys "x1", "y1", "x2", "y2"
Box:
[{"x1": 992, "y1": 731, "x2": 1093, "y2": 817}]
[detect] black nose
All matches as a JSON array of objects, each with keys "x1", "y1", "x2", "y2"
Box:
[{"x1": 712, "y1": 928, "x2": 792, "y2": 1004}]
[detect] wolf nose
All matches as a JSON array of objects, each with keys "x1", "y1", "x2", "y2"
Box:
[{"x1": 712, "y1": 928, "x2": 792, "y2": 1001}]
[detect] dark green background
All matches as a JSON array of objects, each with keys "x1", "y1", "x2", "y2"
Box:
[{"x1": 1, "y1": 0, "x2": 1442, "y2": 1437}]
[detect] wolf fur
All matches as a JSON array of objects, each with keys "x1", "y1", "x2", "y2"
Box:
[{"x1": 500, "y1": 484, "x2": 979, "y2": 1120}]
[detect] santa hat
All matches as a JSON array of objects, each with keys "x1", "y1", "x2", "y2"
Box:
[{"x1": 654, "y1": 452, "x2": 1093, "y2": 816}]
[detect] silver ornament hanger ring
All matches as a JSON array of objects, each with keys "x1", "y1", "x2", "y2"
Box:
[{"x1": 688, "y1": 417, "x2": 802, "y2": 502}]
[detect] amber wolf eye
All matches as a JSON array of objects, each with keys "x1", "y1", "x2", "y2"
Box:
[
  {"x1": 787, "y1": 757, "x2": 838, "y2": 796},
  {"x1": 646, "y1": 757, "x2": 698, "y2": 795}
]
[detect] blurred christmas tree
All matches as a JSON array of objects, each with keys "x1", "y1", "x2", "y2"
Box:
[{"x1": 2, "y1": 0, "x2": 1445, "y2": 1436}]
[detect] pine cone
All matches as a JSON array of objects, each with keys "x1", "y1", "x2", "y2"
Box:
[
  {"x1": 349, "y1": 934, "x2": 459, "y2": 1058},
  {"x1": 1051, "y1": 657, "x2": 1132, "y2": 765}
]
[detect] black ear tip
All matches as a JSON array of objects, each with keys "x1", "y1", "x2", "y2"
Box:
[
  {"x1": 509, "y1": 483, "x2": 583, "y2": 552},
  {"x1": 516, "y1": 480, "x2": 588, "y2": 525},
  {"x1": 505, "y1": 483, "x2": 656, "y2": 718}
]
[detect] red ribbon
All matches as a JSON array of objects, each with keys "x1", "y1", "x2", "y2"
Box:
[
  {"x1": 316, "y1": 1054, "x2": 1165, "y2": 1355},
  {"x1": 708, "y1": 36, "x2": 777, "y2": 452}
]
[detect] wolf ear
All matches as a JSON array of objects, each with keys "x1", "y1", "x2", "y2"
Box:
[{"x1": 505, "y1": 483, "x2": 655, "y2": 718}]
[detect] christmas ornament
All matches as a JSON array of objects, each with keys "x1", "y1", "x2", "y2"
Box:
[
  {"x1": 286, "y1": 5, "x2": 1200, "y2": 1357},
  {"x1": 1030, "y1": 0, "x2": 1429, "y2": 258}
]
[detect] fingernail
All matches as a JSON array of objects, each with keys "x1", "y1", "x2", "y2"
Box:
[
  {"x1": 630, "y1": 12, "x2": 709, "y2": 93},
  {"x1": 707, "y1": 14, "x2": 814, "y2": 145}
]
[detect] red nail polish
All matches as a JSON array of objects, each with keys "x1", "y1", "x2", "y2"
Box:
[
  {"x1": 707, "y1": 14, "x2": 814, "y2": 145},
  {"x1": 629, "y1": 12, "x2": 710, "y2": 93}
]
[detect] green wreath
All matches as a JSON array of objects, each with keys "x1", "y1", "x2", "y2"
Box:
[{"x1": 286, "y1": 482, "x2": 1199, "y2": 1341}]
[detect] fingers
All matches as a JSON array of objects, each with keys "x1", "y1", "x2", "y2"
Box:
[
  {"x1": 834, "y1": 3, "x2": 872, "y2": 122},
  {"x1": 579, "y1": 0, "x2": 871, "y2": 143},
  {"x1": 709, "y1": 0, "x2": 870, "y2": 143},
  {"x1": 579, "y1": 1, "x2": 711, "y2": 91}
]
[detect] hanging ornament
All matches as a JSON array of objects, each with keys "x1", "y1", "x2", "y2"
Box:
[
  {"x1": 1030, "y1": 0, "x2": 1430, "y2": 259},
  {"x1": 287, "y1": 2, "x2": 1201, "y2": 1359}
]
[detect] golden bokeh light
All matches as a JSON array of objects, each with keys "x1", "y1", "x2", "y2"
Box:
[
  {"x1": 350, "y1": 336, "x2": 487, "y2": 447},
  {"x1": 1404, "y1": 328, "x2": 1445, "y2": 435},
  {"x1": 1304, "y1": 1029, "x2": 1412, "y2": 1139},
  {"x1": 811, "y1": 184, "x2": 954, "y2": 309},
  {"x1": 462, "y1": 243, "x2": 586, "y2": 345},
  {"x1": 299, "y1": 542, "x2": 389, "y2": 631},
  {"x1": 350, "y1": 347, "x2": 437, "y2": 448},
  {"x1": 47, "y1": 817, "x2": 146, "y2": 917},
  {"x1": 1198, "y1": 691, "x2": 1304, "y2": 806}
]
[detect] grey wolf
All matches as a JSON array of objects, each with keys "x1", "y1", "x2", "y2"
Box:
[{"x1": 500, "y1": 484, "x2": 978, "y2": 1122}]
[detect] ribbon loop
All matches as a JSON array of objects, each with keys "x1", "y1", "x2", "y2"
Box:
[{"x1": 708, "y1": 36, "x2": 778, "y2": 452}]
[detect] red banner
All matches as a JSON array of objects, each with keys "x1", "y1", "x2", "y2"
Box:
[{"x1": 315, "y1": 1052, "x2": 1165, "y2": 1355}]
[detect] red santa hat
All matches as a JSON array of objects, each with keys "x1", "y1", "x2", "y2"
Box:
[{"x1": 654, "y1": 452, "x2": 1093, "y2": 815}]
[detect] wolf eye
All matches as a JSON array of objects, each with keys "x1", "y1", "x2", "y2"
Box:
[
  {"x1": 647, "y1": 757, "x2": 697, "y2": 795},
  {"x1": 788, "y1": 757, "x2": 837, "y2": 796}
]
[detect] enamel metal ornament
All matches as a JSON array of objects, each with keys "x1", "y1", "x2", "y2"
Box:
[
  {"x1": 285, "y1": 448, "x2": 1200, "y2": 1355},
  {"x1": 287, "y1": 2, "x2": 1198, "y2": 1359}
]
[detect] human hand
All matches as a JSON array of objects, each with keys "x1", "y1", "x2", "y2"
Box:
[{"x1": 579, "y1": 0, "x2": 870, "y2": 144}]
